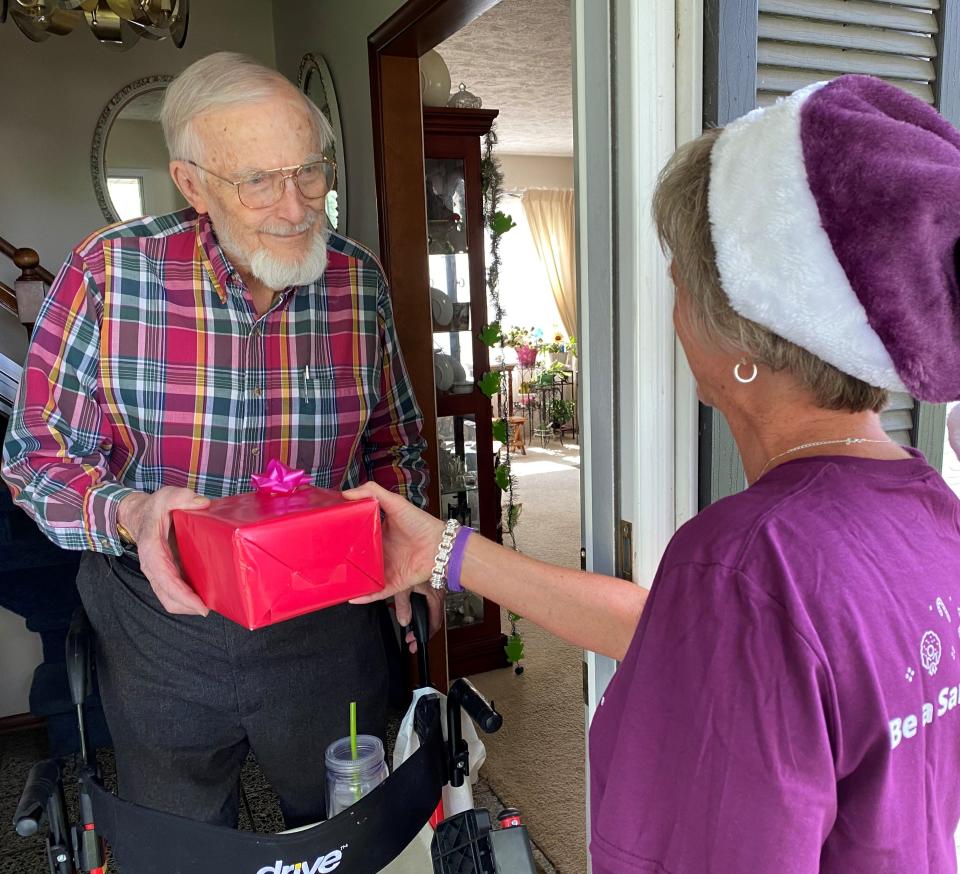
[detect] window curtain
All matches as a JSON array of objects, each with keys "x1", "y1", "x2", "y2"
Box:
[{"x1": 521, "y1": 188, "x2": 577, "y2": 338}]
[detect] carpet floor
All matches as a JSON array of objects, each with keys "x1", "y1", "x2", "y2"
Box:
[{"x1": 468, "y1": 441, "x2": 586, "y2": 874}]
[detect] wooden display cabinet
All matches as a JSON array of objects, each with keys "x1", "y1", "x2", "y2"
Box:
[{"x1": 424, "y1": 107, "x2": 509, "y2": 677}]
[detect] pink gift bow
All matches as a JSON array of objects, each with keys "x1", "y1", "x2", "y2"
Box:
[{"x1": 250, "y1": 459, "x2": 311, "y2": 496}]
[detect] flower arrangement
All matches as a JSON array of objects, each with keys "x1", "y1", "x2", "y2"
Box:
[
  {"x1": 503, "y1": 326, "x2": 543, "y2": 368},
  {"x1": 503, "y1": 326, "x2": 543, "y2": 350},
  {"x1": 544, "y1": 332, "x2": 566, "y2": 354}
]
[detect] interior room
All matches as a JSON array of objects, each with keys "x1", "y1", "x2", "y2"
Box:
[
  {"x1": 2, "y1": 1, "x2": 960, "y2": 873},
  {"x1": 427, "y1": 4, "x2": 588, "y2": 869}
]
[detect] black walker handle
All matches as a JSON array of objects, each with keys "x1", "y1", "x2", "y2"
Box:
[
  {"x1": 406, "y1": 591, "x2": 432, "y2": 689},
  {"x1": 66, "y1": 607, "x2": 96, "y2": 769},
  {"x1": 13, "y1": 759, "x2": 60, "y2": 837},
  {"x1": 404, "y1": 591, "x2": 502, "y2": 787},
  {"x1": 448, "y1": 678, "x2": 503, "y2": 735},
  {"x1": 66, "y1": 607, "x2": 91, "y2": 707}
]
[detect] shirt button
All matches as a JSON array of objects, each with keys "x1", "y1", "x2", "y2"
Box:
[
  {"x1": 251, "y1": 447, "x2": 260, "y2": 456},
  {"x1": 254, "y1": 387, "x2": 262, "y2": 397},
  {"x1": 600, "y1": 696, "x2": 605, "y2": 707}
]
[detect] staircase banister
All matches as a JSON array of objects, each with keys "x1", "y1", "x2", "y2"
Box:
[{"x1": 0, "y1": 236, "x2": 55, "y2": 285}]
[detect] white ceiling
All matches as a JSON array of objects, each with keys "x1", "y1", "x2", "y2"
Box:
[{"x1": 437, "y1": 0, "x2": 573, "y2": 157}]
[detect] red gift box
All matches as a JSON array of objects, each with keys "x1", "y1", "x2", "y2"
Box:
[{"x1": 172, "y1": 463, "x2": 385, "y2": 630}]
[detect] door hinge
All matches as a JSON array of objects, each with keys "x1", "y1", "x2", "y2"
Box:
[
  {"x1": 580, "y1": 546, "x2": 586, "y2": 571},
  {"x1": 616, "y1": 520, "x2": 633, "y2": 582},
  {"x1": 582, "y1": 659, "x2": 589, "y2": 706}
]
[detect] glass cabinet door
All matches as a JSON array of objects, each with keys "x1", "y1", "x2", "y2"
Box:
[
  {"x1": 427, "y1": 158, "x2": 474, "y2": 394},
  {"x1": 437, "y1": 413, "x2": 485, "y2": 629},
  {"x1": 421, "y1": 107, "x2": 508, "y2": 677}
]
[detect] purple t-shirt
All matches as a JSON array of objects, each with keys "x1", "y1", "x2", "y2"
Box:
[{"x1": 590, "y1": 451, "x2": 960, "y2": 873}]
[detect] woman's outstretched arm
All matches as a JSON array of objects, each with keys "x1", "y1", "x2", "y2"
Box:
[{"x1": 346, "y1": 481, "x2": 647, "y2": 660}]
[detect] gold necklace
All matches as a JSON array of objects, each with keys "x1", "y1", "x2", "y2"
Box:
[{"x1": 758, "y1": 437, "x2": 891, "y2": 480}]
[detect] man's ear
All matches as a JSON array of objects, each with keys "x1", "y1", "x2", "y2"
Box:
[{"x1": 169, "y1": 161, "x2": 209, "y2": 215}]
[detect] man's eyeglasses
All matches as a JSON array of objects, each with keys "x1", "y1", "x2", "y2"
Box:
[{"x1": 187, "y1": 159, "x2": 337, "y2": 209}]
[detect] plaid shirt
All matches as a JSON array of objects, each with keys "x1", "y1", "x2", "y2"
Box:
[{"x1": 2, "y1": 209, "x2": 427, "y2": 555}]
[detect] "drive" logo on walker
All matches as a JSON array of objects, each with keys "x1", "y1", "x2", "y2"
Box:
[{"x1": 255, "y1": 849, "x2": 343, "y2": 874}]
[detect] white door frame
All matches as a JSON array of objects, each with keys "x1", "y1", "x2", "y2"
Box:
[{"x1": 573, "y1": 0, "x2": 702, "y2": 866}]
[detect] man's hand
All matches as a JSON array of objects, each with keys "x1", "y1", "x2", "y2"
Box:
[
  {"x1": 394, "y1": 585, "x2": 445, "y2": 654},
  {"x1": 118, "y1": 487, "x2": 211, "y2": 616}
]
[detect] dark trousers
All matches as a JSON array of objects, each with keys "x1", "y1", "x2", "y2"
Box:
[{"x1": 76, "y1": 552, "x2": 388, "y2": 828}]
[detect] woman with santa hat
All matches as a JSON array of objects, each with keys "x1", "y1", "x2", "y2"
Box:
[{"x1": 350, "y1": 75, "x2": 960, "y2": 873}]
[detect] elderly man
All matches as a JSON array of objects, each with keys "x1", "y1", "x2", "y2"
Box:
[{"x1": 2, "y1": 52, "x2": 428, "y2": 828}]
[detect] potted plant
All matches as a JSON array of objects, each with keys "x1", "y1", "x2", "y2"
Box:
[
  {"x1": 504, "y1": 326, "x2": 542, "y2": 368},
  {"x1": 537, "y1": 361, "x2": 569, "y2": 386},
  {"x1": 544, "y1": 332, "x2": 567, "y2": 365},
  {"x1": 567, "y1": 334, "x2": 577, "y2": 368},
  {"x1": 548, "y1": 398, "x2": 576, "y2": 430}
]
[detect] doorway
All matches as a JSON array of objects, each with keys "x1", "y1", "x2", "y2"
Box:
[
  {"x1": 370, "y1": 0, "x2": 691, "y2": 871},
  {"x1": 429, "y1": 5, "x2": 586, "y2": 870}
]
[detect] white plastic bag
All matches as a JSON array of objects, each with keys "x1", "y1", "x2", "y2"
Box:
[{"x1": 393, "y1": 687, "x2": 487, "y2": 817}]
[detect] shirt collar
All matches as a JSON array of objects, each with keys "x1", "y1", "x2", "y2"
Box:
[{"x1": 195, "y1": 212, "x2": 246, "y2": 304}]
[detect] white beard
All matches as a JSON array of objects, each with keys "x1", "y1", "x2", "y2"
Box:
[{"x1": 212, "y1": 207, "x2": 330, "y2": 290}]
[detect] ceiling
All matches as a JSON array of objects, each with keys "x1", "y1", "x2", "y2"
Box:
[{"x1": 437, "y1": 0, "x2": 573, "y2": 157}]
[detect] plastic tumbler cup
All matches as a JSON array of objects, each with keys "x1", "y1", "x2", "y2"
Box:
[{"x1": 325, "y1": 734, "x2": 389, "y2": 817}]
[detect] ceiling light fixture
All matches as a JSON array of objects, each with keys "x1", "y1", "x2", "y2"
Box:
[{"x1": 4, "y1": 0, "x2": 188, "y2": 49}]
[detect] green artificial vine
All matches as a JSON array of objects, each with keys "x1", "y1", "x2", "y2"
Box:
[{"x1": 478, "y1": 123, "x2": 526, "y2": 674}]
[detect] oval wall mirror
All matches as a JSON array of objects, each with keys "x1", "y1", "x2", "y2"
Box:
[
  {"x1": 298, "y1": 53, "x2": 346, "y2": 232},
  {"x1": 91, "y1": 74, "x2": 187, "y2": 224}
]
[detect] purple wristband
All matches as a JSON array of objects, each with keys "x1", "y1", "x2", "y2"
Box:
[{"x1": 446, "y1": 526, "x2": 474, "y2": 593}]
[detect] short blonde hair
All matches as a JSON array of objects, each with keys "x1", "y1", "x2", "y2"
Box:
[
  {"x1": 652, "y1": 128, "x2": 888, "y2": 414},
  {"x1": 160, "y1": 52, "x2": 333, "y2": 165}
]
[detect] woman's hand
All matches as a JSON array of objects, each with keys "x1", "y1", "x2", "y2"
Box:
[
  {"x1": 344, "y1": 479, "x2": 445, "y2": 605},
  {"x1": 343, "y1": 482, "x2": 446, "y2": 653}
]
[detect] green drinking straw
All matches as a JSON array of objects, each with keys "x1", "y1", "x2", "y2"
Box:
[
  {"x1": 349, "y1": 701, "x2": 358, "y2": 760},
  {"x1": 349, "y1": 701, "x2": 360, "y2": 801}
]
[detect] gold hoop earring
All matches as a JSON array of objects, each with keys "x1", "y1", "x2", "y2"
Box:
[{"x1": 734, "y1": 361, "x2": 758, "y2": 384}]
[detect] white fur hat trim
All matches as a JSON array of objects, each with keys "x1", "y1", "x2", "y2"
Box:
[{"x1": 708, "y1": 83, "x2": 906, "y2": 392}]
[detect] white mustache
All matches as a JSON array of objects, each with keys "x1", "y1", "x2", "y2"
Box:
[{"x1": 259, "y1": 212, "x2": 318, "y2": 236}]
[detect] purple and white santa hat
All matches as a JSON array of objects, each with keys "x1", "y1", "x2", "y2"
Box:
[{"x1": 708, "y1": 75, "x2": 960, "y2": 402}]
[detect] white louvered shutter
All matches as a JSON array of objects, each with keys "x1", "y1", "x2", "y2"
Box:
[
  {"x1": 881, "y1": 392, "x2": 915, "y2": 445},
  {"x1": 757, "y1": 0, "x2": 939, "y2": 107},
  {"x1": 756, "y1": 0, "x2": 943, "y2": 443}
]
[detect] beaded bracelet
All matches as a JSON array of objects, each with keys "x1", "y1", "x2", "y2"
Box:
[{"x1": 429, "y1": 519, "x2": 461, "y2": 590}]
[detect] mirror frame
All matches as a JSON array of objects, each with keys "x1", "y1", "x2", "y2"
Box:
[
  {"x1": 298, "y1": 53, "x2": 346, "y2": 233},
  {"x1": 91, "y1": 74, "x2": 175, "y2": 224}
]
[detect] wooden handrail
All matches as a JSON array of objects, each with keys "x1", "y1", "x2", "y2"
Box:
[
  {"x1": 0, "y1": 235, "x2": 55, "y2": 285},
  {"x1": 0, "y1": 280, "x2": 17, "y2": 315}
]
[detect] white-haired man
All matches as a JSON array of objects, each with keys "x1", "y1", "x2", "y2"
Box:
[{"x1": 2, "y1": 53, "x2": 429, "y2": 829}]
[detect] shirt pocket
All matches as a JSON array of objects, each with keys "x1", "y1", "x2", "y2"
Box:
[{"x1": 291, "y1": 365, "x2": 374, "y2": 482}]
